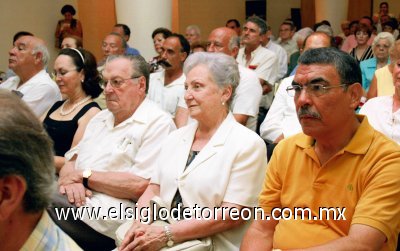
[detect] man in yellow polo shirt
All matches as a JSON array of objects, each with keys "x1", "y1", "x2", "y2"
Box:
[{"x1": 242, "y1": 47, "x2": 400, "y2": 251}]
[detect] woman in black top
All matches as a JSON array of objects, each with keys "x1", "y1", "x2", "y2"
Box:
[
  {"x1": 349, "y1": 24, "x2": 374, "y2": 64},
  {"x1": 42, "y1": 48, "x2": 102, "y2": 172}
]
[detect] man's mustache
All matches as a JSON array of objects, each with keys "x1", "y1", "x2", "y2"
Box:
[
  {"x1": 158, "y1": 59, "x2": 172, "y2": 68},
  {"x1": 297, "y1": 106, "x2": 321, "y2": 119}
]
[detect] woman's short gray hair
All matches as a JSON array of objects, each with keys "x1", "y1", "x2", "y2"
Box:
[
  {"x1": 372, "y1": 32, "x2": 395, "y2": 48},
  {"x1": 183, "y1": 52, "x2": 239, "y2": 104}
]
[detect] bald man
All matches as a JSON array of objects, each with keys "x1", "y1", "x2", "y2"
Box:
[
  {"x1": 207, "y1": 27, "x2": 262, "y2": 131},
  {"x1": 0, "y1": 35, "x2": 61, "y2": 117}
]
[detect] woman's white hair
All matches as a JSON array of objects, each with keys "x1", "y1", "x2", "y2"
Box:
[
  {"x1": 183, "y1": 52, "x2": 239, "y2": 104},
  {"x1": 372, "y1": 32, "x2": 395, "y2": 48}
]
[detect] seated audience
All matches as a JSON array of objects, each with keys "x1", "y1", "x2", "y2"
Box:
[
  {"x1": 119, "y1": 52, "x2": 267, "y2": 251},
  {"x1": 48, "y1": 55, "x2": 175, "y2": 250},
  {"x1": 360, "y1": 32, "x2": 393, "y2": 92},
  {"x1": 242, "y1": 47, "x2": 400, "y2": 251},
  {"x1": 149, "y1": 27, "x2": 172, "y2": 73},
  {"x1": 61, "y1": 35, "x2": 83, "y2": 49},
  {"x1": 341, "y1": 16, "x2": 375, "y2": 53},
  {"x1": 360, "y1": 50, "x2": 400, "y2": 144},
  {"x1": 367, "y1": 40, "x2": 400, "y2": 99},
  {"x1": 349, "y1": 24, "x2": 374, "y2": 64},
  {"x1": 42, "y1": 48, "x2": 102, "y2": 173},
  {"x1": 0, "y1": 90, "x2": 81, "y2": 250},
  {"x1": 0, "y1": 35, "x2": 61, "y2": 117}
]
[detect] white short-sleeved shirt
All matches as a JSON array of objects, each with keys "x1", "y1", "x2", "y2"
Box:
[
  {"x1": 148, "y1": 70, "x2": 185, "y2": 118},
  {"x1": 265, "y1": 41, "x2": 288, "y2": 80},
  {"x1": 151, "y1": 113, "x2": 267, "y2": 250},
  {"x1": 260, "y1": 75, "x2": 302, "y2": 142},
  {"x1": 66, "y1": 98, "x2": 176, "y2": 238},
  {"x1": 236, "y1": 45, "x2": 279, "y2": 85},
  {"x1": 232, "y1": 65, "x2": 262, "y2": 131},
  {"x1": 359, "y1": 95, "x2": 400, "y2": 144},
  {"x1": 0, "y1": 70, "x2": 61, "y2": 117}
]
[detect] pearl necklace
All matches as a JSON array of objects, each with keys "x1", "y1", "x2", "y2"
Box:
[{"x1": 60, "y1": 96, "x2": 91, "y2": 116}]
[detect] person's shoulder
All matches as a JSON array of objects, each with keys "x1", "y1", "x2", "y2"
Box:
[
  {"x1": 360, "y1": 57, "x2": 376, "y2": 68},
  {"x1": 0, "y1": 76, "x2": 18, "y2": 89}
]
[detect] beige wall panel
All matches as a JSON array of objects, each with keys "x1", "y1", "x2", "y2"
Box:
[
  {"x1": 78, "y1": 0, "x2": 116, "y2": 64},
  {"x1": 267, "y1": 0, "x2": 300, "y2": 38},
  {"x1": 178, "y1": 0, "x2": 246, "y2": 41},
  {"x1": 0, "y1": 0, "x2": 77, "y2": 72}
]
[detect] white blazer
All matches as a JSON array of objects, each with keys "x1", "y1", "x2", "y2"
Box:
[{"x1": 152, "y1": 113, "x2": 267, "y2": 250}]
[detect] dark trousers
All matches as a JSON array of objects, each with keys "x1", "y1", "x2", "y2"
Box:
[{"x1": 47, "y1": 193, "x2": 116, "y2": 251}]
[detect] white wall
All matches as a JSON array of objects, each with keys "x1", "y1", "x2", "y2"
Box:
[{"x1": 0, "y1": 0, "x2": 77, "y2": 72}]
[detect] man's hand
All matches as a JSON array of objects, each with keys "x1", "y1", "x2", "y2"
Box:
[
  {"x1": 59, "y1": 183, "x2": 92, "y2": 207},
  {"x1": 58, "y1": 169, "x2": 84, "y2": 187},
  {"x1": 260, "y1": 79, "x2": 273, "y2": 95}
]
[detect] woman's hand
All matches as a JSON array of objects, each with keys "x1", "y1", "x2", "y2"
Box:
[{"x1": 120, "y1": 222, "x2": 167, "y2": 251}]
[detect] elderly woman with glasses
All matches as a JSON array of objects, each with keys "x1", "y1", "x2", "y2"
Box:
[
  {"x1": 360, "y1": 40, "x2": 400, "y2": 144},
  {"x1": 118, "y1": 52, "x2": 267, "y2": 251},
  {"x1": 360, "y1": 32, "x2": 394, "y2": 92},
  {"x1": 42, "y1": 48, "x2": 102, "y2": 172}
]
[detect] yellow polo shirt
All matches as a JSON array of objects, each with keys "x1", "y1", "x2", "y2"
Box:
[{"x1": 259, "y1": 115, "x2": 400, "y2": 250}]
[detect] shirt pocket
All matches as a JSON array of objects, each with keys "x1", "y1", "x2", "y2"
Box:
[{"x1": 107, "y1": 136, "x2": 137, "y2": 171}]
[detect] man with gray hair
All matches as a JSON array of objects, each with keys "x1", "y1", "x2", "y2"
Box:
[
  {"x1": 242, "y1": 47, "x2": 400, "y2": 250},
  {"x1": 207, "y1": 27, "x2": 262, "y2": 131},
  {"x1": 237, "y1": 16, "x2": 278, "y2": 96},
  {"x1": 0, "y1": 35, "x2": 61, "y2": 117},
  {"x1": 0, "y1": 90, "x2": 81, "y2": 250},
  {"x1": 49, "y1": 55, "x2": 175, "y2": 250}
]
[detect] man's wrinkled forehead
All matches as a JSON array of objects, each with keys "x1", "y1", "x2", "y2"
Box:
[
  {"x1": 104, "y1": 58, "x2": 132, "y2": 77},
  {"x1": 294, "y1": 64, "x2": 337, "y2": 85},
  {"x1": 14, "y1": 35, "x2": 34, "y2": 47}
]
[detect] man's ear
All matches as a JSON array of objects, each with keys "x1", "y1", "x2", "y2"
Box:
[
  {"x1": 138, "y1": 76, "x2": 147, "y2": 93},
  {"x1": 0, "y1": 176, "x2": 26, "y2": 221},
  {"x1": 348, "y1": 82, "x2": 363, "y2": 110},
  {"x1": 33, "y1": 51, "x2": 43, "y2": 65},
  {"x1": 180, "y1": 51, "x2": 188, "y2": 63}
]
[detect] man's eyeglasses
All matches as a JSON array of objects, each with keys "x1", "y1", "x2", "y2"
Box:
[
  {"x1": 99, "y1": 76, "x2": 141, "y2": 89},
  {"x1": 286, "y1": 83, "x2": 348, "y2": 97}
]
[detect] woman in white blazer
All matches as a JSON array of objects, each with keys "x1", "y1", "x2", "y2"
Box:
[{"x1": 119, "y1": 52, "x2": 268, "y2": 251}]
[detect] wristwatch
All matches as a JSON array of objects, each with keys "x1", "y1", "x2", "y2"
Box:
[
  {"x1": 164, "y1": 225, "x2": 174, "y2": 247},
  {"x1": 82, "y1": 169, "x2": 92, "y2": 189}
]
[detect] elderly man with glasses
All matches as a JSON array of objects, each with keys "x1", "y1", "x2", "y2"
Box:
[
  {"x1": 242, "y1": 47, "x2": 400, "y2": 251},
  {"x1": 48, "y1": 55, "x2": 176, "y2": 250}
]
